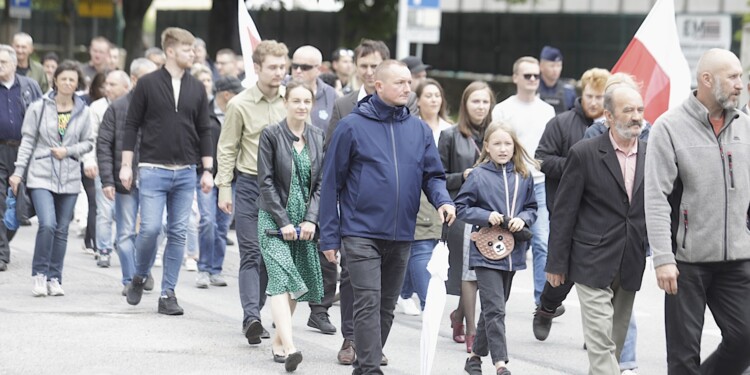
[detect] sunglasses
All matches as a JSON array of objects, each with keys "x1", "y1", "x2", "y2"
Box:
[
  {"x1": 523, "y1": 73, "x2": 540, "y2": 81},
  {"x1": 335, "y1": 49, "x2": 354, "y2": 59},
  {"x1": 291, "y1": 63, "x2": 317, "y2": 71}
]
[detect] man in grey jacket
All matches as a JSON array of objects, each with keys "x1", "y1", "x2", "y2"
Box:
[{"x1": 645, "y1": 48, "x2": 750, "y2": 375}]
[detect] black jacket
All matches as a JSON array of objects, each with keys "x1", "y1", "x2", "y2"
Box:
[
  {"x1": 438, "y1": 125, "x2": 482, "y2": 198},
  {"x1": 546, "y1": 134, "x2": 648, "y2": 291},
  {"x1": 535, "y1": 98, "x2": 594, "y2": 213},
  {"x1": 98, "y1": 92, "x2": 140, "y2": 194},
  {"x1": 257, "y1": 119, "x2": 325, "y2": 228},
  {"x1": 123, "y1": 67, "x2": 212, "y2": 165}
]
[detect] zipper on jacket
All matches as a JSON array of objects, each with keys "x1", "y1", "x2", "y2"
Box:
[
  {"x1": 728, "y1": 152, "x2": 735, "y2": 189},
  {"x1": 716, "y1": 137, "x2": 729, "y2": 260},
  {"x1": 389, "y1": 122, "x2": 400, "y2": 240},
  {"x1": 682, "y1": 209, "x2": 688, "y2": 250}
]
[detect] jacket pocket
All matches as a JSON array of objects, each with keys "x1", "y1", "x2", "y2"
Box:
[
  {"x1": 680, "y1": 204, "x2": 689, "y2": 250},
  {"x1": 572, "y1": 228, "x2": 602, "y2": 246}
]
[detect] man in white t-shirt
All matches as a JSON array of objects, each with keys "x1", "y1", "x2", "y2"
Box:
[{"x1": 491, "y1": 56, "x2": 555, "y2": 310}]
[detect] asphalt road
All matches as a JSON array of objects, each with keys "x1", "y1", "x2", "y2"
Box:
[{"x1": 0, "y1": 223, "x2": 729, "y2": 375}]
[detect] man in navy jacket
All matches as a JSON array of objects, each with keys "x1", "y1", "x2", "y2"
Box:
[{"x1": 319, "y1": 60, "x2": 455, "y2": 374}]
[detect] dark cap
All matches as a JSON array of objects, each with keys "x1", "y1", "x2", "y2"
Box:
[
  {"x1": 540, "y1": 46, "x2": 563, "y2": 62},
  {"x1": 214, "y1": 76, "x2": 244, "y2": 94},
  {"x1": 401, "y1": 56, "x2": 431, "y2": 74}
]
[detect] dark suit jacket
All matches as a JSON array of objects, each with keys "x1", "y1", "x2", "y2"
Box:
[
  {"x1": 324, "y1": 90, "x2": 418, "y2": 150},
  {"x1": 545, "y1": 133, "x2": 648, "y2": 291}
]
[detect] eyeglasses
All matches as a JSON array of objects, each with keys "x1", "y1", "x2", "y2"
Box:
[
  {"x1": 523, "y1": 73, "x2": 540, "y2": 81},
  {"x1": 291, "y1": 63, "x2": 317, "y2": 71}
]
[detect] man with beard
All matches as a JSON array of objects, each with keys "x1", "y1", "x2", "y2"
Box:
[
  {"x1": 533, "y1": 67, "x2": 610, "y2": 340},
  {"x1": 120, "y1": 28, "x2": 214, "y2": 316},
  {"x1": 646, "y1": 48, "x2": 750, "y2": 374},
  {"x1": 546, "y1": 82, "x2": 647, "y2": 374},
  {"x1": 216, "y1": 40, "x2": 289, "y2": 345}
]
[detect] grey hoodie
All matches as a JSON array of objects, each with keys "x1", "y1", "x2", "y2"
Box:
[
  {"x1": 645, "y1": 91, "x2": 750, "y2": 267},
  {"x1": 13, "y1": 94, "x2": 94, "y2": 194}
]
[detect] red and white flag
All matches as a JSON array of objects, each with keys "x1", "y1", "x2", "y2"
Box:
[
  {"x1": 612, "y1": 0, "x2": 691, "y2": 124},
  {"x1": 238, "y1": 0, "x2": 262, "y2": 87}
]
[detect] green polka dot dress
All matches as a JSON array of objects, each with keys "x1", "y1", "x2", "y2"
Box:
[{"x1": 258, "y1": 145, "x2": 323, "y2": 302}]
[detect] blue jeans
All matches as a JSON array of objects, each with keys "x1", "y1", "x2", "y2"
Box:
[
  {"x1": 399, "y1": 239, "x2": 436, "y2": 310},
  {"x1": 196, "y1": 184, "x2": 231, "y2": 274},
  {"x1": 531, "y1": 181, "x2": 549, "y2": 305},
  {"x1": 134, "y1": 166, "x2": 196, "y2": 294},
  {"x1": 620, "y1": 312, "x2": 638, "y2": 370},
  {"x1": 30, "y1": 189, "x2": 78, "y2": 282},
  {"x1": 95, "y1": 177, "x2": 116, "y2": 255},
  {"x1": 115, "y1": 190, "x2": 138, "y2": 285}
]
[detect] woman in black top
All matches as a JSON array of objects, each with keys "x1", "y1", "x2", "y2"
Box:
[{"x1": 438, "y1": 81, "x2": 495, "y2": 352}]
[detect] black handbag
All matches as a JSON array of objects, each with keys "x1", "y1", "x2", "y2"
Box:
[{"x1": 15, "y1": 180, "x2": 35, "y2": 221}]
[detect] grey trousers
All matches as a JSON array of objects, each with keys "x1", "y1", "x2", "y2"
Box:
[
  {"x1": 235, "y1": 173, "x2": 268, "y2": 325},
  {"x1": 576, "y1": 275, "x2": 635, "y2": 375},
  {"x1": 473, "y1": 267, "x2": 515, "y2": 365},
  {"x1": 342, "y1": 236, "x2": 410, "y2": 375}
]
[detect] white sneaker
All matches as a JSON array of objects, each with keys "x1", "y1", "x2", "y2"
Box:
[
  {"x1": 32, "y1": 274, "x2": 48, "y2": 297},
  {"x1": 396, "y1": 296, "x2": 421, "y2": 316},
  {"x1": 184, "y1": 257, "x2": 198, "y2": 272},
  {"x1": 195, "y1": 271, "x2": 210, "y2": 288},
  {"x1": 47, "y1": 278, "x2": 65, "y2": 296}
]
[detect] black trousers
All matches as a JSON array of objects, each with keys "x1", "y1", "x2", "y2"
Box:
[
  {"x1": 235, "y1": 173, "x2": 268, "y2": 325},
  {"x1": 0, "y1": 143, "x2": 18, "y2": 264},
  {"x1": 342, "y1": 236, "x2": 410, "y2": 375},
  {"x1": 539, "y1": 279, "x2": 574, "y2": 311},
  {"x1": 665, "y1": 260, "x2": 750, "y2": 375},
  {"x1": 81, "y1": 166, "x2": 96, "y2": 250},
  {"x1": 473, "y1": 267, "x2": 515, "y2": 365},
  {"x1": 309, "y1": 250, "x2": 337, "y2": 315}
]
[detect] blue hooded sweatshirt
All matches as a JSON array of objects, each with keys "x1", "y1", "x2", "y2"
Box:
[{"x1": 319, "y1": 94, "x2": 453, "y2": 251}]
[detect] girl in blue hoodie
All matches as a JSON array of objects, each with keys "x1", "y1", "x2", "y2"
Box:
[{"x1": 455, "y1": 121, "x2": 538, "y2": 375}]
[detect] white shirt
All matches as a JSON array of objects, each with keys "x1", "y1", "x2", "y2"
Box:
[
  {"x1": 492, "y1": 95, "x2": 555, "y2": 184},
  {"x1": 81, "y1": 97, "x2": 110, "y2": 167},
  {"x1": 172, "y1": 77, "x2": 181, "y2": 110}
]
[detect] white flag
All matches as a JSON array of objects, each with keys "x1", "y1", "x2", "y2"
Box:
[{"x1": 238, "y1": 0, "x2": 262, "y2": 87}]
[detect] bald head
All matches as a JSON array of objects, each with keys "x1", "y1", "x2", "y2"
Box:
[
  {"x1": 293, "y1": 46, "x2": 322, "y2": 65},
  {"x1": 696, "y1": 48, "x2": 743, "y2": 112},
  {"x1": 374, "y1": 60, "x2": 411, "y2": 107},
  {"x1": 291, "y1": 45, "x2": 323, "y2": 86}
]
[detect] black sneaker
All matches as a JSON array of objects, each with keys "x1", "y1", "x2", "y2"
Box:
[
  {"x1": 307, "y1": 312, "x2": 337, "y2": 334},
  {"x1": 464, "y1": 356, "x2": 482, "y2": 375},
  {"x1": 243, "y1": 319, "x2": 263, "y2": 345},
  {"x1": 157, "y1": 290, "x2": 184, "y2": 315},
  {"x1": 144, "y1": 273, "x2": 155, "y2": 291},
  {"x1": 126, "y1": 275, "x2": 147, "y2": 305}
]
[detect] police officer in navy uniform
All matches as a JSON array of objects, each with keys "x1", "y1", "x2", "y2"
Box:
[{"x1": 538, "y1": 46, "x2": 577, "y2": 114}]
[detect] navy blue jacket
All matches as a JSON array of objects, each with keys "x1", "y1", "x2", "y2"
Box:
[
  {"x1": 455, "y1": 161, "x2": 537, "y2": 271},
  {"x1": 319, "y1": 94, "x2": 453, "y2": 251}
]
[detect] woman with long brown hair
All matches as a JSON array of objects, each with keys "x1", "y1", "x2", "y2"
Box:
[{"x1": 438, "y1": 80, "x2": 495, "y2": 352}]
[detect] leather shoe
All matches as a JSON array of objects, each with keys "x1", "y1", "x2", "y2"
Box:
[
  {"x1": 285, "y1": 351, "x2": 303, "y2": 372},
  {"x1": 243, "y1": 319, "x2": 263, "y2": 345},
  {"x1": 0, "y1": 261, "x2": 7, "y2": 271},
  {"x1": 533, "y1": 306, "x2": 554, "y2": 341},
  {"x1": 449, "y1": 309, "x2": 466, "y2": 343},
  {"x1": 272, "y1": 349, "x2": 286, "y2": 363},
  {"x1": 381, "y1": 353, "x2": 388, "y2": 366},
  {"x1": 337, "y1": 338, "x2": 356, "y2": 365},
  {"x1": 307, "y1": 312, "x2": 337, "y2": 334}
]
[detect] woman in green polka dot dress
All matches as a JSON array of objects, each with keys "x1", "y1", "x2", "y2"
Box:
[{"x1": 256, "y1": 82, "x2": 325, "y2": 372}]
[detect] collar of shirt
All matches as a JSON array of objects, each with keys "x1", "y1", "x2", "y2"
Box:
[
  {"x1": 357, "y1": 85, "x2": 367, "y2": 101},
  {"x1": 608, "y1": 130, "x2": 638, "y2": 156},
  {"x1": 249, "y1": 83, "x2": 284, "y2": 104},
  {"x1": 1, "y1": 76, "x2": 16, "y2": 89}
]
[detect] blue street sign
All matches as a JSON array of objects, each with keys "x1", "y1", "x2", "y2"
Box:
[
  {"x1": 408, "y1": 0, "x2": 439, "y2": 8},
  {"x1": 9, "y1": 0, "x2": 32, "y2": 19}
]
